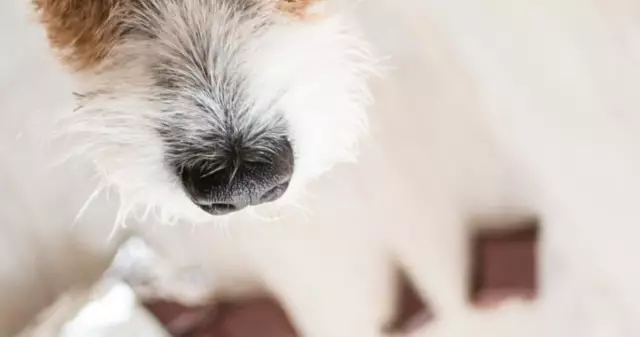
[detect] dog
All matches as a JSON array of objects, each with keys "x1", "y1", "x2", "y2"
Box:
[
  {"x1": 26, "y1": 1, "x2": 380, "y2": 331},
  {"x1": 15, "y1": 0, "x2": 640, "y2": 336},
  {"x1": 33, "y1": 0, "x2": 375, "y2": 226}
]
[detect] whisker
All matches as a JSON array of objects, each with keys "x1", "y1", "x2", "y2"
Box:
[{"x1": 73, "y1": 181, "x2": 106, "y2": 227}]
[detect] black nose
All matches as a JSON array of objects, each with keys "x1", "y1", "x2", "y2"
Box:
[{"x1": 180, "y1": 139, "x2": 294, "y2": 215}]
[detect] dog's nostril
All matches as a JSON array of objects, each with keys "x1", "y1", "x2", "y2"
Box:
[{"x1": 259, "y1": 181, "x2": 290, "y2": 204}]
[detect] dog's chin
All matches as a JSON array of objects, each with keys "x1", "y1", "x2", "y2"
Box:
[
  {"x1": 114, "y1": 192, "x2": 235, "y2": 227},
  {"x1": 108, "y1": 175, "x2": 304, "y2": 227},
  {"x1": 143, "y1": 197, "x2": 290, "y2": 226}
]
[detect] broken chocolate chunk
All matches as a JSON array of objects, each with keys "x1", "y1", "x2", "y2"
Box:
[
  {"x1": 384, "y1": 268, "x2": 434, "y2": 334},
  {"x1": 470, "y1": 224, "x2": 539, "y2": 306}
]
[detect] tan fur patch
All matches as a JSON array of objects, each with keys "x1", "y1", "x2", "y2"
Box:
[
  {"x1": 277, "y1": 0, "x2": 324, "y2": 20},
  {"x1": 33, "y1": 0, "x2": 130, "y2": 71}
]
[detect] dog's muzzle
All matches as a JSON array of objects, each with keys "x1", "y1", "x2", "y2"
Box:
[{"x1": 180, "y1": 138, "x2": 294, "y2": 215}]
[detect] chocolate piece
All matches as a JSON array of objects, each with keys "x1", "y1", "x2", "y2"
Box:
[
  {"x1": 145, "y1": 301, "x2": 214, "y2": 337},
  {"x1": 202, "y1": 297, "x2": 298, "y2": 337},
  {"x1": 146, "y1": 296, "x2": 298, "y2": 337},
  {"x1": 470, "y1": 225, "x2": 539, "y2": 306},
  {"x1": 384, "y1": 269, "x2": 434, "y2": 334}
]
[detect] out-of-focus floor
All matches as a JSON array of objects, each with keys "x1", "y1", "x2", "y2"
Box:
[{"x1": 3, "y1": 0, "x2": 640, "y2": 336}]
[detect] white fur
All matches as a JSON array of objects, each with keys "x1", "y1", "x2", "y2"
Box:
[{"x1": 62, "y1": 0, "x2": 375, "y2": 227}]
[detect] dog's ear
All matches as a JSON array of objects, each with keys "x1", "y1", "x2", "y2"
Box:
[
  {"x1": 277, "y1": 0, "x2": 325, "y2": 19},
  {"x1": 33, "y1": 0, "x2": 130, "y2": 71}
]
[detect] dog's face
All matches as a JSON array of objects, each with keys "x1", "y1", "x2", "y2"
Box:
[{"x1": 36, "y1": 0, "x2": 373, "y2": 223}]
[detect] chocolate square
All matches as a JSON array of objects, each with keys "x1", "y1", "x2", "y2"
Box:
[{"x1": 470, "y1": 225, "x2": 539, "y2": 306}]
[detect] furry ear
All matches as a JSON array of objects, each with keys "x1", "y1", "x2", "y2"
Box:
[
  {"x1": 277, "y1": 0, "x2": 324, "y2": 19},
  {"x1": 33, "y1": 0, "x2": 130, "y2": 70}
]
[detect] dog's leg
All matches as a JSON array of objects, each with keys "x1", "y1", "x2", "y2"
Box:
[
  {"x1": 107, "y1": 237, "x2": 216, "y2": 306},
  {"x1": 388, "y1": 190, "x2": 468, "y2": 321},
  {"x1": 221, "y1": 196, "x2": 390, "y2": 337}
]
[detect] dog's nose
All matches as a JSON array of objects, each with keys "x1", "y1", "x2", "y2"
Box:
[{"x1": 180, "y1": 140, "x2": 294, "y2": 215}]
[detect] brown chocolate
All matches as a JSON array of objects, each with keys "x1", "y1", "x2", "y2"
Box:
[
  {"x1": 384, "y1": 269, "x2": 434, "y2": 334},
  {"x1": 196, "y1": 297, "x2": 298, "y2": 337},
  {"x1": 145, "y1": 301, "x2": 215, "y2": 337},
  {"x1": 470, "y1": 225, "x2": 539, "y2": 306},
  {"x1": 146, "y1": 296, "x2": 298, "y2": 337}
]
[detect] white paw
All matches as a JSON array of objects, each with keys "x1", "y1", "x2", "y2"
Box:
[{"x1": 105, "y1": 237, "x2": 215, "y2": 306}]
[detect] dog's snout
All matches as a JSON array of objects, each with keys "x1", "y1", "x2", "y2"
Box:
[{"x1": 180, "y1": 139, "x2": 294, "y2": 215}]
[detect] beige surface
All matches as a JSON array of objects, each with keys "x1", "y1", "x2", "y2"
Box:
[{"x1": 2, "y1": 0, "x2": 640, "y2": 336}]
